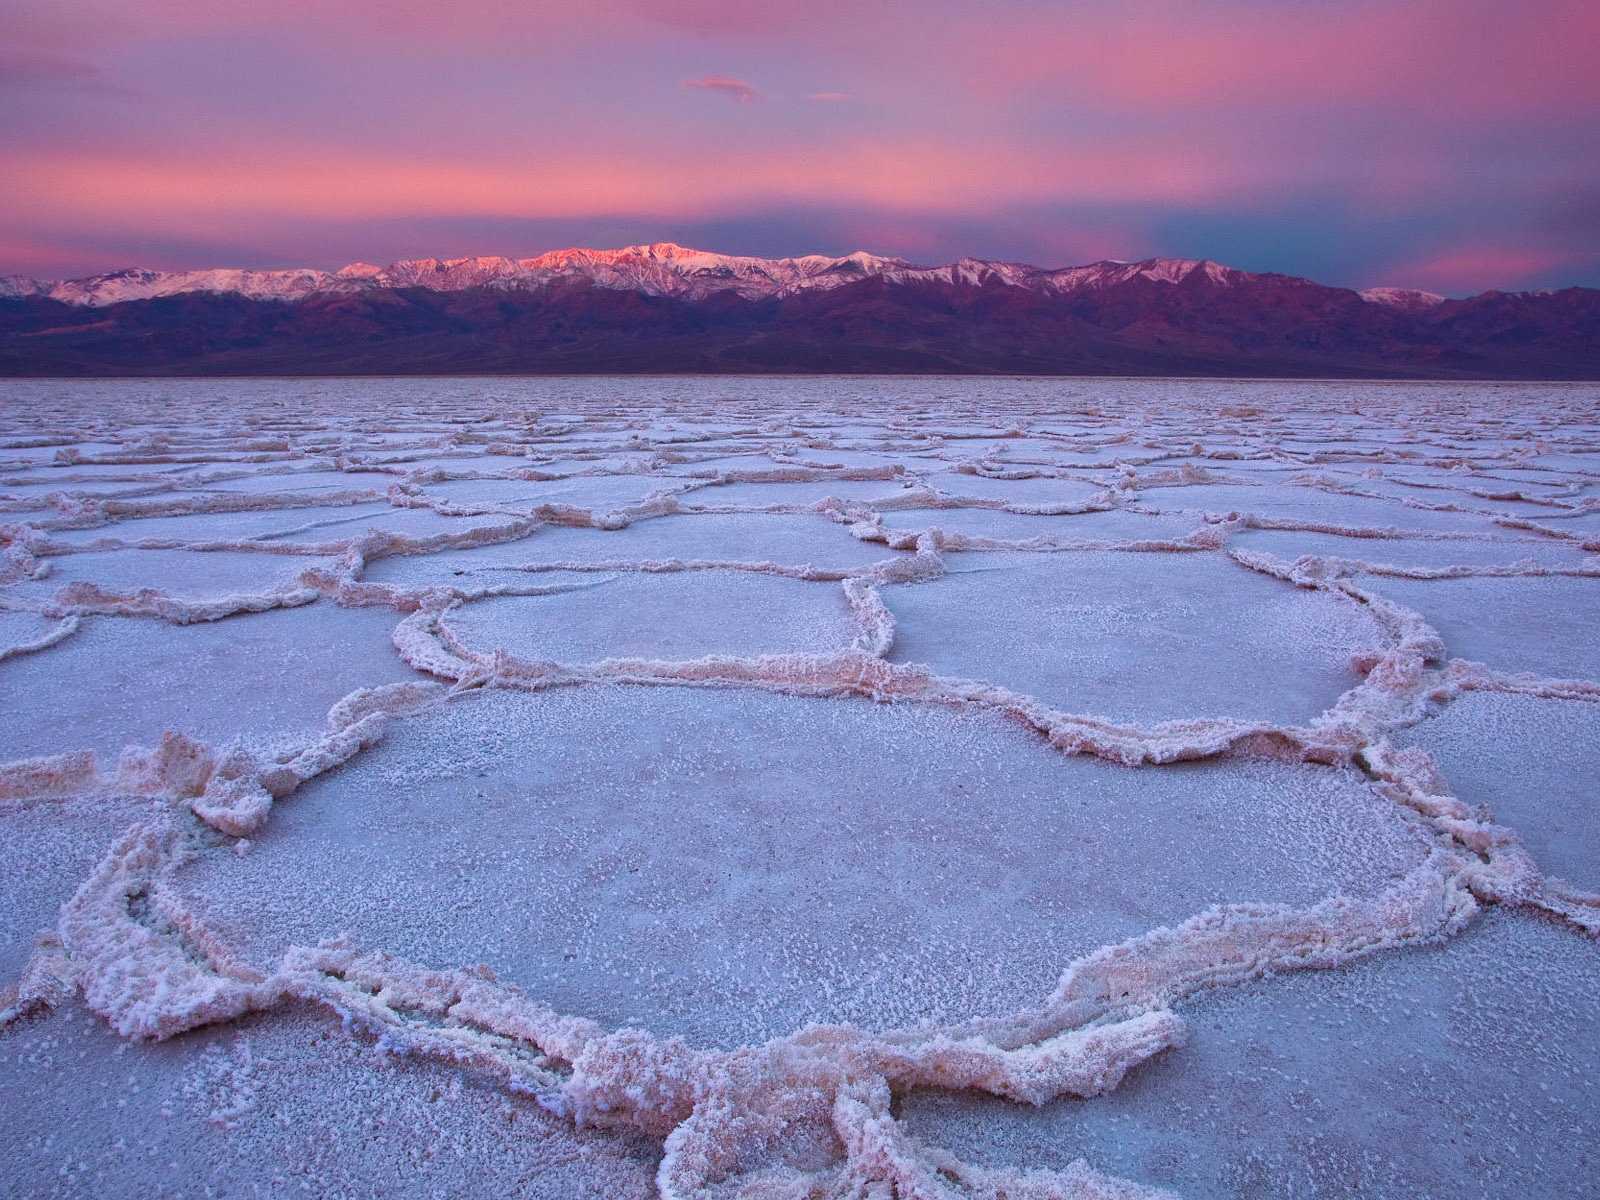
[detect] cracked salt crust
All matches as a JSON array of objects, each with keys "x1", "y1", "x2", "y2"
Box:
[
  {"x1": 171, "y1": 688, "x2": 1428, "y2": 1044},
  {"x1": 882, "y1": 551, "x2": 1382, "y2": 727},
  {"x1": 440, "y1": 573, "x2": 859, "y2": 662},
  {"x1": 900, "y1": 911, "x2": 1600, "y2": 1198},
  {"x1": 1227, "y1": 526, "x2": 1588, "y2": 571},
  {"x1": 1370, "y1": 574, "x2": 1600, "y2": 682},
  {"x1": 0, "y1": 376, "x2": 1596, "y2": 1200},
  {"x1": 1402, "y1": 692, "x2": 1600, "y2": 893}
]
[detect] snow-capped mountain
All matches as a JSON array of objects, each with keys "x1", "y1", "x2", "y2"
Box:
[
  {"x1": 1357, "y1": 286, "x2": 1447, "y2": 311},
  {"x1": 2, "y1": 244, "x2": 923, "y2": 307},
  {"x1": 4, "y1": 244, "x2": 1595, "y2": 379},
  {"x1": 0, "y1": 242, "x2": 1323, "y2": 308}
]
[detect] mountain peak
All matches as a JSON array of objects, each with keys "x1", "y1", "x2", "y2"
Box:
[
  {"x1": 624, "y1": 242, "x2": 701, "y2": 258},
  {"x1": 1360, "y1": 286, "x2": 1446, "y2": 310}
]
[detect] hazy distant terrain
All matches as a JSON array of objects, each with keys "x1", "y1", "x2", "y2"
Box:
[{"x1": 3, "y1": 245, "x2": 1597, "y2": 378}]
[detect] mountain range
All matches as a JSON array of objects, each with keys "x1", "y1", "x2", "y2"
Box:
[{"x1": 2, "y1": 242, "x2": 1595, "y2": 378}]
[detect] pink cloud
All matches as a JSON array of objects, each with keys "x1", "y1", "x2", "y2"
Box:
[
  {"x1": 0, "y1": 1, "x2": 826, "y2": 55},
  {"x1": 2, "y1": 130, "x2": 1259, "y2": 246},
  {"x1": 0, "y1": 49, "x2": 100, "y2": 85},
  {"x1": 625, "y1": 0, "x2": 860, "y2": 37},
  {"x1": 11, "y1": 0, "x2": 1594, "y2": 124},
  {"x1": 1378, "y1": 244, "x2": 1584, "y2": 294},
  {"x1": 806, "y1": 92, "x2": 848, "y2": 102},
  {"x1": 0, "y1": 231, "x2": 110, "y2": 277},
  {"x1": 682, "y1": 75, "x2": 762, "y2": 104},
  {"x1": 955, "y1": 0, "x2": 1600, "y2": 120}
]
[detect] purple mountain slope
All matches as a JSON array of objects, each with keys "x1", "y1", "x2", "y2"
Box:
[{"x1": 1, "y1": 244, "x2": 1595, "y2": 378}]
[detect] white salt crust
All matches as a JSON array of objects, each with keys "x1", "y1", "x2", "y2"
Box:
[{"x1": 0, "y1": 376, "x2": 1596, "y2": 1200}]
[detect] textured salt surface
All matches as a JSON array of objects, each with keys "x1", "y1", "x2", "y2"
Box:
[
  {"x1": 13, "y1": 547, "x2": 341, "y2": 606},
  {"x1": 0, "y1": 798, "x2": 161, "y2": 981},
  {"x1": 1227, "y1": 527, "x2": 1587, "y2": 572},
  {"x1": 360, "y1": 511, "x2": 907, "y2": 588},
  {"x1": 1403, "y1": 693, "x2": 1600, "y2": 892},
  {"x1": 0, "y1": 1001, "x2": 658, "y2": 1200},
  {"x1": 884, "y1": 506, "x2": 1202, "y2": 545},
  {"x1": 900, "y1": 911, "x2": 1599, "y2": 1199},
  {"x1": 1370, "y1": 575, "x2": 1600, "y2": 681},
  {"x1": 1130, "y1": 482, "x2": 1511, "y2": 535},
  {"x1": 0, "y1": 376, "x2": 1596, "y2": 1200},
  {"x1": 441, "y1": 573, "x2": 857, "y2": 661},
  {"x1": 0, "y1": 605, "x2": 422, "y2": 763},
  {"x1": 883, "y1": 551, "x2": 1381, "y2": 725},
  {"x1": 41, "y1": 500, "x2": 398, "y2": 546},
  {"x1": 173, "y1": 687, "x2": 1427, "y2": 1045}
]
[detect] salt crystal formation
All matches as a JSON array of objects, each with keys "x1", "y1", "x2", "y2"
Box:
[{"x1": 0, "y1": 377, "x2": 1595, "y2": 1199}]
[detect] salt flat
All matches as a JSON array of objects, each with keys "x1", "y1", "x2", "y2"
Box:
[{"x1": 0, "y1": 376, "x2": 1596, "y2": 1200}]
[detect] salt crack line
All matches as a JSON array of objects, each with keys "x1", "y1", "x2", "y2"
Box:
[
  {"x1": 34, "y1": 825, "x2": 1483, "y2": 1196},
  {"x1": 8, "y1": 641, "x2": 1517, "y2": 1194},
  {"x1": 48, "y1": 865, "x2": 1188, "y2": 1200},
  {"x1": 1281, "y1": 472, "x2": 1584, "y2": 519},
  {"x1": 23, "y1": 487, "x2": 384, "y2": 534},
  {"x1": 353, "y1": 543, "x2": 945, "y2": 612},
  {"x1": 1229, "y1": 547, "x2": 1451, "y2": 746},
  {"x1": 1264, "y1": 557, "x2": 1600, "y2": 582},
  {"x1": 3, "y1": 682, "x2": 447, "y2": 1032},
  {"x1": 391, "y1": 481, "x2": 691, "y2": 529},
  {"x1": 0, "y1": 612, "x2": 78, "y2": 661},
  {"x1": 336, "y1": 566, "x2": 619, "y2": 615},
  {"x1": 1360, "y1": 740, "x2": 1600, "y2": 935},
  {"x1": 0, "y1": 749, "x2": 100, "y2": 800},
  {"x1": 56, "y1": 821, "x2": 279, "y2": 1041},
  {"x1": 0, "y1": 521, "x2": 54, "y2": 584},
  {"x1": 1228, "y1": 538, "x2": 1599, "y2": 585},
  {"x1": 1436, "y1": 660, "x2": 1600, "y2": 702},
  {"x1": 274, "y1": 943, "x2": 1182, "y2": 1152},
  {"x1": 1225, "y1": 513, "x2": 1555, "y2": 544},
  {"x1": 389, "y1": 578, "x2": 891, "y2": 665},
  {"x1": 1493, "y1": 514, "x2": 1600, "y2": 552},
  {"x1": 862, "y1": 525, "x2": 1228, "y2": 556},
  {"x1": 0, "y1": 928, "x2": 76, "y2": 1027},
  {"x1": 1051, "y1": 854, "x2": 1476, "y2": 1013},
  {"x1": 27, "y1": 515, "x2": 552, "y2": 586},
  {"x1": 0, "y1": 679, "x2": 443, "y2": 837},
  {"x1": 844, "y1": 578, "x2": 895, "y2": 657},
  {"x1": 710, "y1": 465, "x2": 903, "y2": 486},
  {"x1": 394, "y1": 609, "x2": 1362, "y2": 769},
  {"x1": 43, "y1": 580, "x2": 322, "y2": 624},
  {"x1": 1233, "y1": 545, "x2": 1600, "y2": 707}
]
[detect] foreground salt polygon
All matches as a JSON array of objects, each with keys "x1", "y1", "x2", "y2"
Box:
[{"x1": 0, "y1": 377, "x2": 1596, "y2": 1199}]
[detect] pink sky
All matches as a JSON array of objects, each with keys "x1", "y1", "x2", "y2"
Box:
[{"x1": 2, "y1": 0, "x2": 1596, "y2": 294}]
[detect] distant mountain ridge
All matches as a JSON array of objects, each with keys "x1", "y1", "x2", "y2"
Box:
[
  {"x1": 1, "y1": 244, "x2": 902, "y2": 306},
  {"x1": 1, "y1": 242, "x2": 1452, "y2": 309},
  {"x1": 2, "y1": 243, "x2": 1594, "y2": 379}
]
